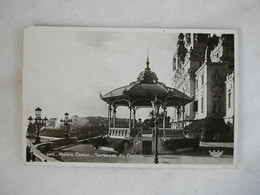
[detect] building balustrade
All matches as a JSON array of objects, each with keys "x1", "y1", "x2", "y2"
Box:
[
  {"x1": 143, "y1": 129, "x2": 153, "y2": 135},
  {"x1": 158, "y1": 128, "x2": 184, "y2": 137}
]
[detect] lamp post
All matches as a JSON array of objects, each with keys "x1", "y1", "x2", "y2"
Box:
[
  {"x1": 27, "y1": 115, "x2": 33, "y2": 131},
  {"x1": 28, "y1": 107, "x2": 48, "y2": 144},
  {"x1": 99, "y1": 119, "x2": 106, "y2": 137},
  {"x1": 151, "y1": 96, "x2": 161, "y2": 164},
  {"x1": 60, "y1": 112, "x2": 73, "y2": 139}
]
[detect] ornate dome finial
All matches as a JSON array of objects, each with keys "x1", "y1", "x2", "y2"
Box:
[{"x1": 146, "y1": 48, "x2": 150, "y2": 71}]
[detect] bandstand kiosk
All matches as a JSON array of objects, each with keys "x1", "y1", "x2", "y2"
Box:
[{"x1": 100, "y1": 57, "x2": 193, "y2": 155}]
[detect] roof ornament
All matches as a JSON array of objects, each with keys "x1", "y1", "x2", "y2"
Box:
[
  {"x1": 151, "y1": 95, "x2": 161, "y2": 110},
  {"x1": 146, "y1": 48, "x2": 150, "y2": 71}
]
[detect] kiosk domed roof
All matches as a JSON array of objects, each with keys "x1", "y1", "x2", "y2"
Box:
[
  {"x1": 137, "y1": 58, "x2": 158, "y2": 84},
  {"x1": 101, "y1": 56, "x2": 193, "y2": 107}
]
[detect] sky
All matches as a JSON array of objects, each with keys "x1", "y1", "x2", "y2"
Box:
[{"x1": 23, "y1": 27, "x2": 179, "y2": 121}]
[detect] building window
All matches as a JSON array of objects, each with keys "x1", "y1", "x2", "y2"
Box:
[
  {"x1": 201, "y1": 74, "x2": 204, "y2": 86},
  {"x1": 213, "y1": 71, "x2": 220, "y2": 81},
  {"x1": 194, "y1": 101, "x2": 198, "y2": 112},
  {"x1": 201, "y1": 97, "x2": 204, "y2": 112},
  {"x1": 228, "y1": 92, "x2": 231, "y2": 108}
]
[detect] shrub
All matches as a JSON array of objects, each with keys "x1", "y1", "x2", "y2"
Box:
[
  {"x1": 89, "y1": 137, "x2": 108, "y2": 149},
  {"x1": 185, "y1": 118, "x2": 231, "y2": 142},
  {"x1": 109, "y1": 139, "x2": 127, "y2": 153}
]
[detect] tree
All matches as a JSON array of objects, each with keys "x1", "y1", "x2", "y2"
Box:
[{"x1": 148, "y1": 110, "x2": 170, "y2": 128}]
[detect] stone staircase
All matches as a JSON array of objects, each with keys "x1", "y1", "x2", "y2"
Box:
[
  {"x1": 123, "y1": 145, "x2": 135, "y2": 154},
  {"x1": 159, "y1": 143, "x2": 175, "y2": 155}
]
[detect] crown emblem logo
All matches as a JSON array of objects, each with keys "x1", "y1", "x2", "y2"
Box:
[{"x1": 209, "y1": 150, "x2": 223, "y2": 158}]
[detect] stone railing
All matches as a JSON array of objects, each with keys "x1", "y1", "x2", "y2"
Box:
[
  {"x1": 132, "y1": 128, "x2": 184, "y2": 138},
  {"x1": 30, "y1": 142, "x2": 59, "y2": 162},
  {"x1": 108, "y1": 128, "x2": 184, "y2": 138},
  {"x1": 158, "y1": 128, "x2": 184, "y2": 137},
  {"x1": 29, "y1": 138, "x2": 77, "y2": 162},
  {"x1": 109, "y1": 128, "x2": 130, "y2": 137},
  {"x1": 142, "y1": 129, "x2": 153, "y2": 135},
  {"x1": 130, "y1": 127, "x2": 142, "y2": 137}
]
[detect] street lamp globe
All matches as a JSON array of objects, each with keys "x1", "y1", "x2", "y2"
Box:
[
  {"x1": 28, "y1": 116, "x2": 33, "y2": 124},
  {"x1": 43, "y1": 117, "x2": 48, "y2": 125},
  {"x1": 35, "y1": 107, "x2": 42, "y2": 118},
  {"x1": 64, "y1": 112, "x2": 69, "y2": 120}
]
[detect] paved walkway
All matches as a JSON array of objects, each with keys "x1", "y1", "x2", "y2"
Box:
[{"x1": 50, "y1": 144, "x2": 233, "y2": 164}]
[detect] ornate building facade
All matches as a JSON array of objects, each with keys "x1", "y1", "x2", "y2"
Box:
[
  {"x1": 172, "y1": 33, "x2": 234, "y2": 127},
  {"x1": 172, "y1": 33, "x2": 208, "y2": 127}
]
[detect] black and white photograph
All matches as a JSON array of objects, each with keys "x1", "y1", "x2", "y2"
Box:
[
  {"x1": 23, "y1": 27, "x2": 237, "y2": 166},
  {"x1": 3, "y1": 0, "x2": 260, "y2": 194}
]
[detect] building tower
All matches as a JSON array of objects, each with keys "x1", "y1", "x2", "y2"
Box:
[
  {"x1": 172, "y1": 33, "x2": 208, "y2": 127},
  {"x1": 194, "y1": 34, "x2": 234, "y2": 120}
]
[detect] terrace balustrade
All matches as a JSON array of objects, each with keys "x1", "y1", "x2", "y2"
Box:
[
  {"x1": 109, "y1": 127, "x2": 130, "y2": 137},
  {"x1": 108, "y1": 127, "x2": 184, "y2": 138}
]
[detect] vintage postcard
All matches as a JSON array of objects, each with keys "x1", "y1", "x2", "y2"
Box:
[{"x1": 23, "y1": 27, "x2": 238, "y2": 167}]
